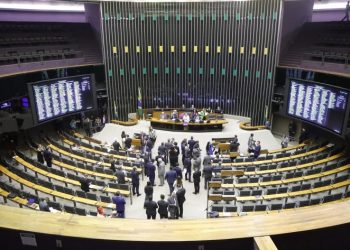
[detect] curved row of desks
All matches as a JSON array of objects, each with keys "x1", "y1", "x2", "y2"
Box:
[{"x1": 1, "y1": 198, "x2": 350, "y2": 242}]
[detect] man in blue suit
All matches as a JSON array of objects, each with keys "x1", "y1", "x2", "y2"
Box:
[
  {"x1": 147, "y1": 161, "x2": 156, "y2": 186},
  {"x1": 165, "y1": 167, "x2": 177, "y2": 194},
  {"x1": 112, "y1": 192, "x2": 126, "y2": 218}
]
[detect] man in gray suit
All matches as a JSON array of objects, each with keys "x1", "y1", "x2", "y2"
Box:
[{"x1": 158, "y1": 158, "x2": 165, "y2": 186}]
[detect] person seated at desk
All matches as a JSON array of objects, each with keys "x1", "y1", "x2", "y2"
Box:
[
  {"x1": 160, "y1": 111, "x2": 167, "y2": 120},
  {"x1": 171, "y1": 110, "x2": 178, "y2": 120},
  {"x1": 183, "y1": 112, "x2": 190, "y2": 125},
  {"x1": 191, "y1": 109, "x2": 199, "y2": 122},
  {"x1": 199, "y1": 109, "x2": 207, "y2": 121}
]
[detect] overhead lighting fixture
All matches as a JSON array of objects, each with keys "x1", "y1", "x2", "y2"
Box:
[
  {"x1": 313, "y1": 2, "x2": 348, "y2": 11},
  {"x1": 0, "y1": 2, "x2": 85, "y2": 12}
]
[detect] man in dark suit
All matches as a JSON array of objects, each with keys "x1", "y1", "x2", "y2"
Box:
[
  {"x1": 192, "y1": 168, "x2": 201, "y2": 194},
  {"x1": 144, "y1": 181, "x2": 153, "y2": 201},
  {"x1": 176, "y1": 185, "x2": 186, "y2": 218},
  {"x1": 112, "y1": 140, "x2": 121, "y2": 152},
  {"x1": 43, "y1": 147, "x2": 52, "y2": 168},
  {"x1": 147, "y1": 161, "x2": 156, "y2": 186},
  {"x1": 124, "y1": 135, "x2": 132, "y2": 149},
  {"x1": 184, "y1": 156, "x2": 192, "y2": 182},
  {"x1": 202, "y1": 163, "x2": 213, "y2": 190},
  {"x1": 144, "y1": 197, "x2": 158, "y2": 220},
  {"x1": 131, "y1": 167, "x2": 141, "y2": 196},
  {"x1": 165, "y1": 167, "x2": 177, "y2": 194},
  {"x1": 79, "y1": 175, "x2": 90, "y2": 192},
  {"x1": 157, "y1": 194, "x2": 169, "y2": 219},
  {"x1": 188, "y1": 136, "x2": 196, "y2": 156}
]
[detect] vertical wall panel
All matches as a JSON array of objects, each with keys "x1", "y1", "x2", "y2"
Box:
[{"x1": 101, "y1": 0, "x2": 282, "y2": 125}]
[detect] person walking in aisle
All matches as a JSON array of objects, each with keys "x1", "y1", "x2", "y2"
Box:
[{"x1": 192, "y1": 168, "x2": 201, "y2": 194}]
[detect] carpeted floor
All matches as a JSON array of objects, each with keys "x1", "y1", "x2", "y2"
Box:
[{"x1": 92, "y1": 118, "x2": 281, "y2": 219}]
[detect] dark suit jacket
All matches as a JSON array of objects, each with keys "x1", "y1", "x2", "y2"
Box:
[
  {"x1": 176, "y1": 188, "x2": 186, "y2": 204},
  {"x1": 144, "y1": 200, "x2": 158, "y2": 215},
  {"x1": 165, "y1": 170, "x2": 177, "y2": 184},
  {"x1": 157, "y1": 200, "x2": 169, "y2": 215},
  {"x1": 131, "y1": 170, "x2": 139, "y2": 185},
  {"x1": 193, "y1": 170, "x2": 201, "y2": 183}
]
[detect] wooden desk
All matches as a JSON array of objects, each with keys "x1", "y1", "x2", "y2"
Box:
[
  {"x1": 150, "y1": 118, "x2": 228, "y2": 132},
  {"x1": 14, "y1": 156, "x2": 130, "y2": 196},
  {"x1": 2, "y1": 199, "x2": 350, "y2": 242},
  {"x1": 0, "y1": 165, "x2": 116, "y2": 208}
]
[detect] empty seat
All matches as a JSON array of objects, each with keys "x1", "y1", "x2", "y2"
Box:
[
  {"x1": 104, "y1": 169, "x2": 114, "y2": 175},
  {"x1": 332, "y1": 193, "x2": 343, "y2": 201},
  {"x1": 86, "y1": 193, "x2": 97, "y2": 201},
  {"x1": 310, "y1": 198, "x2": 321, "y2": 205},
  {"x1": 212, "y1": 190, "x2": 223, "y2": 195},
  {"x1": 280, "y1": 162, "x2": 289, "y2": 168},
  {"x1": 223, "y1": 190, "x2": 235, "y2": 196},
  {"x1": 276, "y1": 154, "x2": 284, "y2": 159},
  {"x1": 301, "y1": 183, "x2": 312, "y2": 190},
  {"x1": 237, "y1": 178, "x2": 248, "y2": 184},
  {"x1": 54, "y1": 185, "x2": 65, "y2": 193},
  {"x1": 76, "y1": 190, "x2": 86, "y2": 198},
  {"x1": 291, "y1": 186, "x2": 301, "y2": 192},
  {"x1": 95, "y1": 180, "x2": 106, "y2": 187},
  {"x1": 294, "y1": 171, "x2": 303, "y2": 178},
  {"x1": 251, "y1": 190, "x2": 262, "y2": 196},
  {"x1": 268, "y1": 164, "x2": 278, "y2": 170},
  {"x1": 95, "y1": 167, "x2": 104, "y2": 174},
  {"x1": 285, "y1": 173, "x2": 294, "y2": 179},
  {"x1": 299, "y1": 200, "x2": 310, "y2": 207},
  {"x1": 262, "y1": 176, "x2": 272, "y2": 182},
  {"x1": 63, "y1": 187, "x2": 74, "y2": 195},
  {"x1": 75, "y1": 207, "x2": 86, "y2": 216},
  {"x1": 270, "y1": 203, "x2": 283, "y2": 210},
  {"x1": 242, "y1": 205, "x2": 254, "y2": 212},
  {"x1": 272, "y1": 175, "x2": 282, "y2": 181},
  {"x1": 89, "y1": 211, "x2": 98, "y2": 216},
  {"x1": 259, "y1": 165, "x2": 268, "y2": 171},
  {"x1": 249, "y1": 177, "x2": 259, "y2": 183},
  {"x1": 108, "y1": 183, "x2": 119, "y2": 189},
  {"x1": 64, "y1": 205, "x2": 76, "y2": 214},
  {"x1": 266, "y1": 155, "x2": 273, "y2": 160},
  {"x1": 277, "y1": 187, "x2": 288, "y2": 194},
  {"x1": 323, "y1": 195, "x2": 334, "y2": 203},
  {"x1": 255, "y1": 204, "x2": 267, "y2": 212},
  {"x1": 223, "y1": 178, "x2": 234, "y2": 184},
  {"x1": 225, "y1": 205, "x2": 237, "y2": 212},
  {"x1": 118, "y1": 184, "x2": 129, "y2": 191},
  {"x1": 240, "y1": 190, "x2": 251, "y2": 196},
  {"x1": 266, "y1": 188, "x2": 277, "y2": 195},
  {"x1": 334, "y1": 175, "x2": 348, "y2": 183},
  {"x1": 100, "y1": 195, "x2": 111, "y2": 203},
  {"x1": 211, "y1": 205, "x2": 224, "y2": 212},
  {"x1": 246, "y1": 166, "x2": 255, "y2": 172},
  {"x1": 284, "y1": 202, "x2": 296, "y2": 209}
]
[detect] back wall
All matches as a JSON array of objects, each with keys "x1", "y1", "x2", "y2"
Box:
[{"x1": 101, "y1": 0, "x2": 282, "y2": 124}]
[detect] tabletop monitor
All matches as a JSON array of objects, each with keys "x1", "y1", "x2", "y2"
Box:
[
  {"x1": 28, "y1": 74, "x2": 95, "y2": 124},
  {"x1": 287, "y1": 79, "x2": 349, "y2": 135}
]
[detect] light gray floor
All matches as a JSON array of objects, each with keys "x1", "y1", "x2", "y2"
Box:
[{"x1": 92, "y1": 118, "x2": 281, "y2": 219}]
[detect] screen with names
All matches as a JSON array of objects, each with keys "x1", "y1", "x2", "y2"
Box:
[
  {"x1": 31, "y1": 75, "x2": 94, "y2": 123},
  {"x1": 287, "y1": 79, "x2": 349, "y2": 134}
]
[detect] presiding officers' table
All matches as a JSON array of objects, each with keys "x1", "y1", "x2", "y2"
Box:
[{"x1": 149, "y1": 108, "x2": 228, "y2": 132}]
